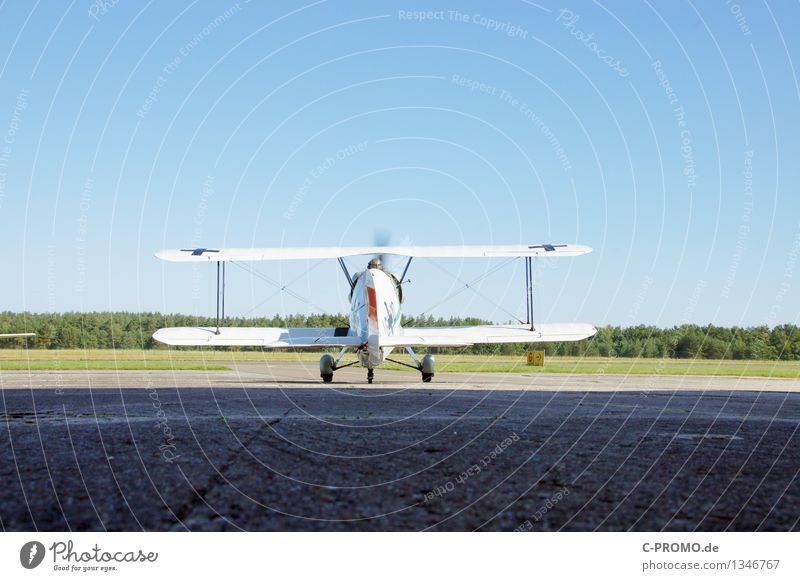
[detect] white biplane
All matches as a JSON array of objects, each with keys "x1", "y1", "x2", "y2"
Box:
[{"x1": 153, "y1": 244, "x2": 596, "y2": 383}]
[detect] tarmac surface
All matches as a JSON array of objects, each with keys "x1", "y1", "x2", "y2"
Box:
[
  {"x1": 2, "y1": 361, "x2": 799, "y2": 391},
  {"x1": 1, "y1": 365, "x2": 799, "y2": 531}
]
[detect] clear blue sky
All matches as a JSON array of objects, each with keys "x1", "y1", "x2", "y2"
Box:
[{"x1": 1, "y1": 0, "x2": 798, "y2": 327}]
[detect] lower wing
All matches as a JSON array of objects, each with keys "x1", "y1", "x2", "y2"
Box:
[
  {"x1": 0, "y1": 333, "x2": 35, "y2": 339},
  {"x1": 152, "y1": 327, "x2": 363, "y2": 347},
  {"x1": 379, "y1": 323, "x2": 596, "y2": 347},
  {"x1": 153, "y1": 323, "x2": 595, "y2": 348}
]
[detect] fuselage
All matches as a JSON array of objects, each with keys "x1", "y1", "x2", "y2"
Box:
[{"x1": 349, "y1": 268, "x2": 402, "y2": 367}]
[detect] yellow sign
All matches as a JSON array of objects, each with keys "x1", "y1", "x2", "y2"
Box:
[{"x1": 527, "y1": 350, "x2": 545, "y2": 366}]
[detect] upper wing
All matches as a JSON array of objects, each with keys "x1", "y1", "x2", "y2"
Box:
[
  {"x1": 152, "y1": 326, "x2": 363, "y2": 348},
  {"x1": 0, "y1": 333, "x2": 35, "y2": 339},
  {"x1": 155, "y1": 244, "x2": 592, "y2": 262},
  {"x1": 379, "y1": 323, "x2": 596, "y2": 347}
]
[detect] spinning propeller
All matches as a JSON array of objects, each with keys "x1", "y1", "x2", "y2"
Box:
[{"x1": 368, "y1": 229, "x2": 391, "y2": 271}]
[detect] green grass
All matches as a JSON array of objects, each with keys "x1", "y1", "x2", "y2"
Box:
[
  {"x1": 424, "y1": 357, "x2": 800, "y2": 378},
  {"x1": 0, "y1": 349, "x2": 798, "y2": 378},
  {"x1": 0, "y1": 361, "x2": 228, "y2": 371},
  {"x1": 0, "y1": 349, "x2": 259, "y2": 362},
  {"x1": 315, "y1": 353, "x2": 800, "y2": 378},
  {"x1": 0, "y1": 350, "x2": 229, "y2": 370}
]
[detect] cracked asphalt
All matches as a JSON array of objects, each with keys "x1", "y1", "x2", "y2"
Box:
[{"x1": 1, "y1": 374, "x2": 799, "y2": 531}]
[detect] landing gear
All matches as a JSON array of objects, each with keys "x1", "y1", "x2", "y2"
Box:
[
  {"x1": 367, "y1": 369, "x2": 374, "y2": 384},
  {"x1": 394, "y1": 347, "x2": 436, "y2": 383},
  {"x1": 319, "y1": 348, "x2": 361, "y2": 383}
]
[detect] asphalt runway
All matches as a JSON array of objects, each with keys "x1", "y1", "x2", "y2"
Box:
[
  {"x1": 2, "y1": 361, "x2": 799, "y2": 391},
  {"x1": 1, "y1": 366, "x2": 799, "y2": 531}
]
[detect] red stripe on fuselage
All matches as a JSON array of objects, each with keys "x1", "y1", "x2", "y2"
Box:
[{"x1": 367, "y1": 285, "x2": 378, "y2": 329}]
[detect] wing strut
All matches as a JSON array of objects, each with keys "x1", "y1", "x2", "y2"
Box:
[
  {"x1": 215, "y1": 261, "x2": 226, "y2": 334},
  {"x1": 525, "y1": 256, "x2": 535, "y2": 331},
  {"x1": 337, "y1": 257, "x2": 355, "y2": 290},
  {"x1": 399, "y1": 256, "x2": 413, "y2": 283}
]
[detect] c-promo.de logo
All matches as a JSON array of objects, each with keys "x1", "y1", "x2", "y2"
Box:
[{"x1": 20, "y1": 541, "x2": 46, "y2": 569}]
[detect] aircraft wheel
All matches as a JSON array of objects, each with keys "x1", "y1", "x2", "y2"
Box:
[
  {"x1": 367, "y1": 369, "x2": 374, "y2": 384},
  {"x1": 421, "y1": 355, "x2": 435, "y2": 383},
  {"x1": 320, "y1": 354, "x2": 335, "y2": 381}
]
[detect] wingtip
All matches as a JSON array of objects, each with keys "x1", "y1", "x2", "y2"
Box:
[{"x1": 152, "y1": 327, "x2": 173, "y2": 344}]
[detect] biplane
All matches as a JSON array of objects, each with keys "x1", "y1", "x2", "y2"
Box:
[{"x1": 153, "y1": 244, "x2": 596, "y2": 383}]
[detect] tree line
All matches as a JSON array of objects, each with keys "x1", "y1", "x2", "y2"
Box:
[{"x1": 0, "y1": 311, "x2": 798, "y2": 360}]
